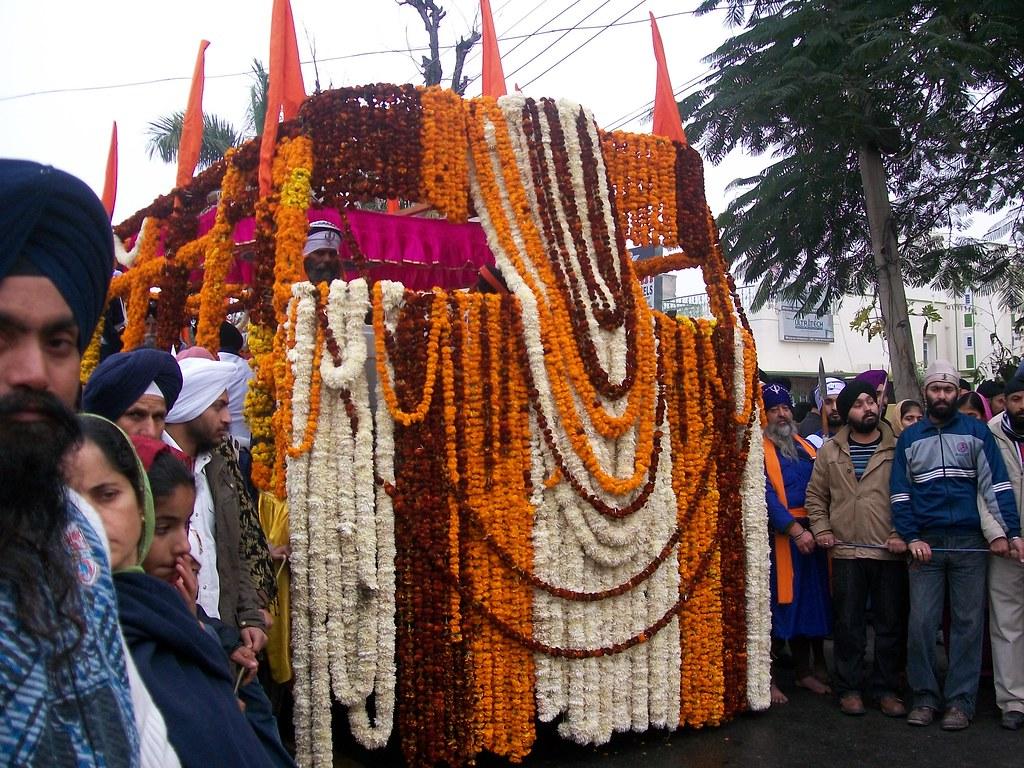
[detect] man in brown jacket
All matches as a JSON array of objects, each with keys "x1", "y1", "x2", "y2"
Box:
[{"x1": 806, "y1": 380, "x2": 908, "y2": 718}]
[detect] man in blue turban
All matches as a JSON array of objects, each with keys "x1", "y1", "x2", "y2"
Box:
[
  {"x1": 83, "y1": 349, "x2": 183, "y2": 439},
  {"x1": 761, "y1": 382, "x2": 833, "y2": 707},
  {"x1": 0, "y1": 159, "x2": 159, "y2": 765}
]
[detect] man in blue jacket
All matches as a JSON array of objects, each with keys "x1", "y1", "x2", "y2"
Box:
[{"x1": 891, "y1": 359, "x2": 1024, "y2": 731}]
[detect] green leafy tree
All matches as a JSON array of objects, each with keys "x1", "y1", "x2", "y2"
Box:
[
  {"x1": 680, "y1": 0, "x2": 1024, "y2": 398},
  {"x1": 245, "y1": 58, "x2": 270, "y2": 136},
  {"x1": 147, "y1": 59, "x2": 270, "y2": 168},
  {"x1": 145, "y1": 112, "x2": 243, "y2": 170}
]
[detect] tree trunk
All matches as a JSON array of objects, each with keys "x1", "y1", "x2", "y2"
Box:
[{"x1": 857, "y1": 144, "x2": 919, "y2": 400}]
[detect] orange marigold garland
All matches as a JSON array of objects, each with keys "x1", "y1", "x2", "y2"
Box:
[
  {"x1": 419, "y1": 86, "x2": 469, "y2": 222},
  {"x1": 117, "y1": 217, "x2": 163, "y2": 351},
  {"x1": 194, "y1": 148, "x2": 247, "y2": 351},
  {"x1": 267, "y1": 135, "x2": 313, "y2": 498},
  {"x1": 600, "y1": 130, "x2": 679, "y2": 249}
]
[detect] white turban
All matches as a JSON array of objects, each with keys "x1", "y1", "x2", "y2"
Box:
[
  {"x1": 814, "y1": 377, "x2": 846, "y2": 409},
  {"x1": 303, "y1": 220, "x2": 342, "y2": 256},
  {"x1": 165, "y1": 358, "x2": 236, "y2": 424}
]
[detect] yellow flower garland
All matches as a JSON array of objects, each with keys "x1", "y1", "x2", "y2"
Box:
[{"x1": 194, "y1": 148, "x2": 247, "y2": 352}]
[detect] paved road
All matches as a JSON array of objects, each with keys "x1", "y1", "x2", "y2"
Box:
[{"x1": 331, "y1": 644, "x2": 1020, "y2": 768}]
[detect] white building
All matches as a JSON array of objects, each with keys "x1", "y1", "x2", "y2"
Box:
[{"x1": 660, "y1": 282, "x2": 1021, "y2": 401}]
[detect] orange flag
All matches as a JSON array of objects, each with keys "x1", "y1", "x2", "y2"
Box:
[
  {"x1": 102, "y1": 122, "x2": 118, "y2": 217},
  {"x1": 176, "y1": 40, "x2": 211, "y2": 188},
  {"x1": 481, "y1": 0, "x2": 506, "y2": 98},
  {"x1": 649, "y1": 13, "x2": 686, "y2": 145},
  {"x1": 259, "y1": 0, "x2": 306, "y2": 196}
]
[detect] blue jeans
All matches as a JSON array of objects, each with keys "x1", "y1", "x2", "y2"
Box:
[{"x1": 906, "y1": 531, "x2": 988, "y2": 716}]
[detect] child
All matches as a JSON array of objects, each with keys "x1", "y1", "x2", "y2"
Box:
[{"x1": 71, "y1": 416, "x2": 272, "y2": 768}]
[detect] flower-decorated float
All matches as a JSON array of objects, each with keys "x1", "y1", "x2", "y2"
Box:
[{"x1": 92, "y1": 82, "x2": 770, "y2": 768}]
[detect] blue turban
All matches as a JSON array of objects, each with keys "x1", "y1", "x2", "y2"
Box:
[
  {"x1": 761, "y1": 383, "x2": 793, "y2": 410},
  {"x1": 82, "y1": 350, "x2": 183, "y2": 421},
  {"x1": 0, "y1": 159, "x2": 113, "y2": 351}
]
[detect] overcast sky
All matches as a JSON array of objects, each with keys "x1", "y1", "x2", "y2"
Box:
[{"x1": 0, "y1": 0, "x2": 756, "y2": 226}]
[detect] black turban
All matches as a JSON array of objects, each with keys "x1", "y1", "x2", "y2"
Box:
[
  {"x1": 219, "y1": 320, "x2": 244, "y2": 354},
  {"x1": 82, "y1": 349, "x2": 183, "y2": 420},
  {"x1": 837, "y1": 380, "x2": 877, "y2": 424},
  {"x1": 977, "y1": 379, "x2": 1005, "y2": 399},
  {"x1": 0, "y1": 159, "x2": 113, "y2": 351}
]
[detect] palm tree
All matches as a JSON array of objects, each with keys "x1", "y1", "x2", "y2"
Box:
[
  {"x1": 245, "y1": 59, "x2": 270, "y2": 137},
  {"x1": 145, "y1": 112, "x2": 243, "y2": 169},
  {"x1": 146, "y1": 59, "x2": 269, "y2": 168}
]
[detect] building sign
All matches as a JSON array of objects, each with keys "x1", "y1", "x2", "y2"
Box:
[
  {"x1": 640, "y1": 275, "x2": 655, "y2": 302},
  {"x1": 778, "y1": 302, "x2": 835, "y2": 343}
]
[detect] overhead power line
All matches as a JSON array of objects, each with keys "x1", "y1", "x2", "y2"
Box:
[
  {"x1": 468, "y1": 0, "x2": 618, "y2": 89},
  {"x1": 519, "y1": 0, "x2": 647, "y2": 90},
  {"x1": 0, "y1": 6, "x2": 726, "y2": 103},
  {"x1": 602, "y1": 66, "x2": 715, "y2": 132}
]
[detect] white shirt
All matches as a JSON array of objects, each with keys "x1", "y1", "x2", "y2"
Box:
[
  {"x1": 219, "y1": 351, "x2": 255, "y2": 449},
  {"x1": 162, "y1": 434, "x2": 221, "y2": 618}
]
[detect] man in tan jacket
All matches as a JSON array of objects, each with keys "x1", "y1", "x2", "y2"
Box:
[{"x1": 806, "y1": 380, "x2": 908, "y2": 718}]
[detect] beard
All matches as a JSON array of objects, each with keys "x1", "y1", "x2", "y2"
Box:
[
  {"x1": 765, "y1": 419, "x2": 799, "y2": 460},
  {"x1": 827, "y1": 411, "x2": 843, "y2": 428},
  {"x1": 926, "y1": 395, "x2": 955, "y2": 421},
  {"x1": 0, "y1": 389, "x2": 85, "y2": 651},
  {"x1": 849, "y1": 411, "x2": 879, "y2": 435},
  {"x1": 1007, "y1": 409, "x2": 1024, "y2": 434}
]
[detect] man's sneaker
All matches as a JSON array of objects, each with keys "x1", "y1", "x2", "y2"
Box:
[
  {"x1": 940, "y1": 707, "x2": 970, "y2": 731},
  {"x1": 1001, "y1": 710, "x2": 1024, "y2": 731},
  {"x1": 879, "y1": 695, "x2": 907, "y2": 718},
  {"x1": 907, "y1": 706, "x2": 935, "y2": 726}
]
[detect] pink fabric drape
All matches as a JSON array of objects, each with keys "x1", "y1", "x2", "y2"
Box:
[{"x1": 187, "y1": 206, "x2": 495, "y2": 290}]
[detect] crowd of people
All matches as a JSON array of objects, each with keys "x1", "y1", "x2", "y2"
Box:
[
  {"x1": 0, "y1": 160, "x2": 301, "y2": 767},
  {"x1": 764, "y1": 362, "x2": 1024, "y2": 731},
  {"x1": 3, "y1": 155, "x2": 1022, "y2": 767}
]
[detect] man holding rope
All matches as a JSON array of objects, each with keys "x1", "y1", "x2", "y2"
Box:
[
  {"x1": 891, "y1": 360, "x2": 1024, "y2": 731},
  {"x1": 987, "y1": 373, "x2": 1024, "y2": 730},
  {"x1": 806, "y1": 380, "x2": 907, "y2": 718}
]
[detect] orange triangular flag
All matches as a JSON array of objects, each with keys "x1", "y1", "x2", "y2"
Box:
[
  {"x1": 176, "y1": 40, "x2": 211, "y2": 188},
  {"x1": 259, "y1": 0, "x2": 306, "y2": 196},
  {"x1": 102, "y1": 122, "x2": 118, "y2": 217},
  {"x1": 481, "y1": 0, "x2": 507, "y2": 98},
  {"x1": 649, "y1": 13, "x2": 686, "y2": 145}
]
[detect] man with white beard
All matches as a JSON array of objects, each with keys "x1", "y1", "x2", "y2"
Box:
[{"x1": 762, "y1": 382, "x2": 832, "y2": 706}]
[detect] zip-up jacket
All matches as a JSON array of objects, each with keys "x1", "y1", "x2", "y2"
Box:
[
  {"x1": 890, "y1": 410, "x2": 1020, "y2": 542},
  {"x1": 806, "y1": 421, "x2": 899, "y2": 560},
  {"x1": 989, "y1": 414, "x2": 1024, "y2": 513}
]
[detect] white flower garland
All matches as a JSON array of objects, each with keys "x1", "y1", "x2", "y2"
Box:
[
  {"x1": 285, "y1": 282, "x2": 318, "y2": 766},
  {"x1": 287, "y1": 279, "x2": 398, "y2": 758},
  {"x1": 741, "y1": 412, "x2": 771, "y2": 711},
  {"x1": 113, "y1": 218, "x2": 146, "y2": 268},
  {"x1": 347, "y1": 279, "x2": 399, "y2": 748}
]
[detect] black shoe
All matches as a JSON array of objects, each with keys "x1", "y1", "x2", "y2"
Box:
[{"x1": 1002, "y1": 711, "x2": 1024, "y2": 731}]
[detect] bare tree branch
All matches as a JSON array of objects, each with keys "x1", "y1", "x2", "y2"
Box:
[
  {"x1": 398, "y1": 0, "x2": 446, "y2": 86},
  {"x1": 451, "y1": 29, "x2": 481, "y2": 95}
]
